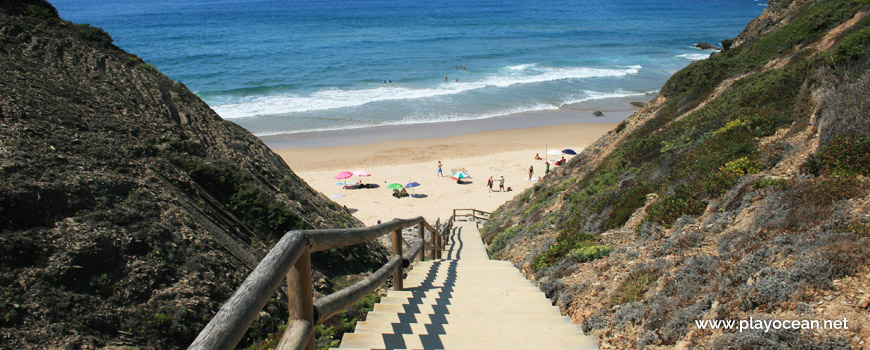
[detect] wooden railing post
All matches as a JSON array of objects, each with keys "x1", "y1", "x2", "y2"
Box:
[
  {"x1": 286, "y1": 247, "x2": 314, "y2": 350},
  {"x1": 392, "y1": 229, "x2": 403, "y2": 290},
  {"x1": 435, "y1": 225, "x2": 442, "y2": 260},
  {"x1": 417, "y1": 222, "x2": 425, "y2": 261}
]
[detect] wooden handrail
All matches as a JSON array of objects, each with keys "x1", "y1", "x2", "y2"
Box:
[
  {"x1": 452, "y1": 209, "x2": 490, "y2": 222},
  {"x1": 309, "y1": 217, "x2": 423, "y2": 252},
  {"x1": 189, "y1": 215, "x2": 450, "y2": 350}
]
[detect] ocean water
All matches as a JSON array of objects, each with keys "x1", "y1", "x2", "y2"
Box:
[{"x1": 52, "y1": 0, "x2": 765, "y2": 137}]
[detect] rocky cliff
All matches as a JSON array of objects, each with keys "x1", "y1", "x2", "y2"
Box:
[
  {"x1": 484, "y1": 0, "x2": 870, "y2": 348},
  {"x1": 0, "y1": 1, "x2": 386, "y2": 348}
]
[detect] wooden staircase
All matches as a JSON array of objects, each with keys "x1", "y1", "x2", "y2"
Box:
[{"x1": 335, "y1": 220, "x2": 599, "y2": 350}]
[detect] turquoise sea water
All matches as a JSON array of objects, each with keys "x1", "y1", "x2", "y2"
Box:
[{"x1": 52, "y1": 0, "x2": 766, "y2": 137}]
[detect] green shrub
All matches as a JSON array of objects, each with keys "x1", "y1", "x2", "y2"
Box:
[
  {"x1": 615, "y1": 121, "x2": 628, "y2": 133},
  {"x1": 603, "y1": 185, "x2": 651, "y2": 230},
  {"x1": 753, "y1": 178, "x2": 788, "y2": 190},
  {"x1": 74, "y1": 24, "x2": 113, "y2": 46},
  {"x1": 803, "y1": 136, "x2": 870, "y2": 176},
  {"x1": 180, "y1": 159, "x2": 308, "y2": 238},
  {"x1": 774, "y1": 177, "x2": 870, "y2": 229},
  {"x1": 702, "y1": 156, "x2": 760, "y2": 197},
  {"x1": 568, "y1": 244, "x2": 611, "y2": 263},
  {"x1": 25, "y1": 2, "x2": 58, "y2": 19},
  {"x1": 612, "y1": 269, "x2": 658, "y2": 305},
  {"x1": 533, "y1": 233, "x2": 596, "y2": 270},
  {"x1": 829, "y1": 16, "x2": 870, "y2": 66},
  {"x1": 645, "y1": 186, "x2": 707, "y2": 227},
  {"x1": 488, "y1": 226, "x2": 521, "y2": 256}
]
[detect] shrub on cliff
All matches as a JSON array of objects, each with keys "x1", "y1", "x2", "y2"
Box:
[{"x1": 803, "y1": 136, "x2": 870, "y2": 176}]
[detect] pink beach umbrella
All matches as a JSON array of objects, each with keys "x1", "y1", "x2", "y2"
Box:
[
  {"x1": 335, "y1": 171, "x2": 353, "y2": 187},
  {"x1": 352, "y1": 170, "x2": 371, "y2": 177}
]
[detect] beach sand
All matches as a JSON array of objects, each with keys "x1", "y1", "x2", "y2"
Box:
[{"x1": 275, "y1": 122, "x2": 617, "y2": 226}]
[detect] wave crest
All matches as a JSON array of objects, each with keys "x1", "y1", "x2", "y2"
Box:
[{"x1": 211, "y1": 63, "x2": 641, "y2": 119}]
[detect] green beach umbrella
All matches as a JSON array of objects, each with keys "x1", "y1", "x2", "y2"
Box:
[{"x1": 387, "y1": 183, "x2": 404, "y2": 189}]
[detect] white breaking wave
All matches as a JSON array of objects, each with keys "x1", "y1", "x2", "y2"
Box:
[
  {"x1": 506, "y1": 63, "x2": 539, "y2": 71},
  {"x1": 251, "y1": 103, "x2": 561, "y2": 137},
  {"x1": 561, "y1": 89, "x2": 650, "y2": 106},
  {"x1": 479, "y1": 65, "x2": 640, "y2": 88},
  {"x1": 676, "y1": 53, "x2": 711, "y2": 61},
  {"x1": 211, "y1": 64, "x2": 641, "y2": 119}
]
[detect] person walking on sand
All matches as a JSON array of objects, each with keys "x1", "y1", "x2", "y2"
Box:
[
  {"x1": 499, "y1": 175, "x2": 505, "y2": 192},
  {"x1": 487, "y1": 176, "x2": 493, "y2": 192},
  {"x1": 528, "y1": 165, "x2": 534, "y2": 181},
  {"x1": 437, "y1": 161, "x2": 443, "y2": 177}
]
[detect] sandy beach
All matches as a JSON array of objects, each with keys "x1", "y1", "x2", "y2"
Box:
[{"x1": 275, "y1": 121, "x2": 618, "y2": 225}]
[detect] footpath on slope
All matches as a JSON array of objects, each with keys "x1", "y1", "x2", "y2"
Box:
[{"x1": 336, "y1": 220, "x2": 600, "y2": 350}]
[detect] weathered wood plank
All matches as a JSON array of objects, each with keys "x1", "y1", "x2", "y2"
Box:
[
  {"x1": 392, "y1": 229, "x2": 403, "y2": 291},
  {"x1": 276, "y1": 319, "x2": 312, "y2": 350},
  {"x1": 188, "y1": 232, "x2": 308, "y2": 350},
  {"x1": 417, "y1": 222, "x2": 425, "y2": 261},
  {"x1": 286, "y1": 247, "x2": 314, "y2": 350},
  {"x1": 309, "y1": 217, "x2": 422, "y2": 252}
]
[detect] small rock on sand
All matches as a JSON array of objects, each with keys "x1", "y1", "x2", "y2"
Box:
[{"x1": 593, "y1": 111, "x2": 605, "y2": 117}]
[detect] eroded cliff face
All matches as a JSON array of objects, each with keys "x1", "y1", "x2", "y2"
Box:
[
  {"x1": 0, "y1": 1, "x2": 386, "y2": 348},
  {"x1": 484, "y1": 0, "x2": 870, "y2": 348}
]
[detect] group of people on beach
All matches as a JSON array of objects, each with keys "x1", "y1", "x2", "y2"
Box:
[
  {"x1": 486, "y1": 176, "x2": 506, "y2": 192},
  {"x1": 530, "y1": 153, "x2": 568, "y2": 181}
]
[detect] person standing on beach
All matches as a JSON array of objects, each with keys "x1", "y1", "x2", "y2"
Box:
[
  {"x1": 499, "y1": 175, "x2": 505, "y2": 192},
  {"x1": 487, "y1": 176, "x2": 493, "y2": 192},
  {"x1": 529, "y1": 165, "x2": 534, "y2": 181},
  {"x1": 546, "y1": 161, "x2": 550, "y2": 175},
  {"x1": 437, "y1": 161, "x2": 443, "y2": 177}
]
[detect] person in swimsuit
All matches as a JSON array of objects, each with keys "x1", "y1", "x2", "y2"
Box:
[{"x1": 437, "y1": 161, "x2": 443, "y2": 177}]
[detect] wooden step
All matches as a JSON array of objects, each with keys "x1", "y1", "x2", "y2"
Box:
[{"x1": 337, "y1": 221, "x2": 598, "y2": 350}]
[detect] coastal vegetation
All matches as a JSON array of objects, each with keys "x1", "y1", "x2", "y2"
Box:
[
  {"x1": 483, "y1": 0, "x2": 870, "y2": 347},
  {"x1": 0, "y1": 1, "x2": 387, "y2": 348}
]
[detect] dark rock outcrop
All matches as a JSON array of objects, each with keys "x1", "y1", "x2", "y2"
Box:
[
  {"x1": 692, "y1": 42, "x2": 721, "y2": 50},
  {"x1": 0, "y1": 2, "x2": 386, "y2": 349}
]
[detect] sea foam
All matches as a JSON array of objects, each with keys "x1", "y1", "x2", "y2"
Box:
[
  {"x1": 212, "y1": 64, "x2": 641, "y2": 119},
  {"x1": 676, "y1": 53, "x2": 711, "y2": 61}
]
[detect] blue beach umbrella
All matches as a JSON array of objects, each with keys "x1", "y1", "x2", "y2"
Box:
[
  {"x1": 405, "y1": 181, "x2": 421, "y2": 195},
  {"x1": 562, "y1": 149, "x2": 577, "y2": 155}
]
